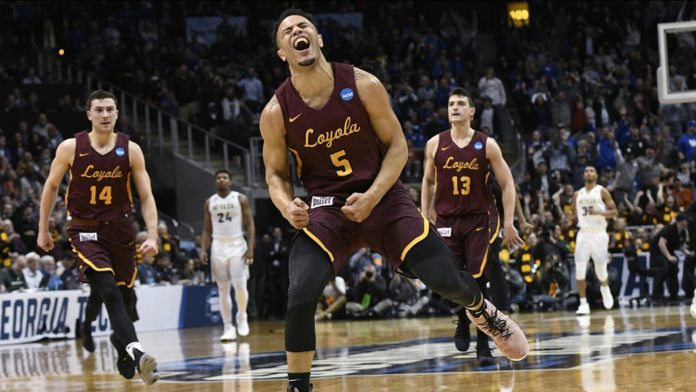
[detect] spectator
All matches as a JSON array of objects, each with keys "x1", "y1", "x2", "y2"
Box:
[
  {"x1": 22, "y1": 251, "x2": 43, "y2": 289},
  {"x1": 38, "y1": 255, "x2": 62, "y2": 290},
  {"x1": 478, "y1": 67, "x2": 506, "y2": 107},
  {"x1": 237, "y1": 67, "x2": 264, "y2": 114},
  {"x1": 0, "y1": 256, "x2": 28, "y2": 292},
  {"x1": 678, "y1": 120, "x2": 696, "y2": 162},
  {"x1": 21, "y1": 68, "x2": 41, "y2": 84},
  {"x1": 315, "y1": 276, "x2": 347, "y2": 321}
]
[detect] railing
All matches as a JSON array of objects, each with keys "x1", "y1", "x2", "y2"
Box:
[
  {"x1": 249, "y1": 136, "x2": 302, "y2": 188},
  {"x1": 37, "y1": 51, "x2": 252, "y2": 185},
  {"x1": 158, "y1": 211, "x2": 196, "y2": 241}
]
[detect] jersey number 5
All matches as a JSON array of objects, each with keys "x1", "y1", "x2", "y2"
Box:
[
  {"x1": 89, "y1": 186, "x2": 112, "y2": 205},
  {"x1": 451, "y1": 176, "x2": 471, "y2": 196},
  {"x1": 330, "y1": 150, "x2": 353, "y2": 176}
]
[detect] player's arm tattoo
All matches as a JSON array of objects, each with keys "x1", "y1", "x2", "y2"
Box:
[{"x1": 354, "y1": 68, "x2": 371, "y2": 81}]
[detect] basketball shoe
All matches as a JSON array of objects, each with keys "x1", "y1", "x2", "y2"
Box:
[
  {"x1": 467, "y1": 299, "x2": 529, "y2": 361},
  {"x1": 576, "y1": 301, "x2": 591, "y2": 315},
  {"x1": 135, "y1": 350, "x2": 160, "y2": 385},
  {"x1": 453, "y1": 313, "x2": 471, "y2": 352},
  {"x1": 81, "y1": 322, "x2": 95, "y2": 353},
  {"x1": 110, "y1": 333, "x2": 135, "y2": 379},
  {"x1": 221, "y1": 324, "x2": 237, "y2": 342},
  {"x1": 600, "y1": 285, "x2": 614, "y2": 310},
  {"x1": 237, "y1": 313, "x2": 250, "y2": 337}
]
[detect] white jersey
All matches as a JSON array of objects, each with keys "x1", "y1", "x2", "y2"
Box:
[
  {"x1": 208, "y1": 191, "x2": 244, "y2": 240},
  {"x1": 576, "y1": 185, "x2": 607, "y2": 230}
]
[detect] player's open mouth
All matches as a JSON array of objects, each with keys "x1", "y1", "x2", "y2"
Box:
[
  {"x1": 293, "y1": 37, "x2": 310, "y2": 51},
  {"x1": 101, "y1": 122, "x2": 110, "y2": 125}
]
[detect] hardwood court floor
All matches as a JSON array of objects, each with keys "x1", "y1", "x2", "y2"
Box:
[{"x1": 2, "y1": 305, "x2": 696, "y2": 391}]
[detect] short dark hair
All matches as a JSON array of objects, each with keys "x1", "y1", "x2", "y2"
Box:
[
  {"x1": 448, "y1": 87, "x2": 474, "y2": 106},
  {"x1": 676, "y1": 213, "x2": 688, "y2": 222},
  {"x1": 271, "y1": 8, "x2": 318, "y2": 49},
  {"x1": 215, "y1": 169, "x2": 232, "y2": 179},
  {"x1": 85, "y1": 90, "x2": 117, "y2": 111}
]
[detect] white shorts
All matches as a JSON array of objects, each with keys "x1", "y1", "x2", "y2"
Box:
[
  {"x1": 574, "y1": 229, "x2": 609, "y2": 279},
  {"x1": 211, "y1": 238, "x2": 249, "y2": 283}
]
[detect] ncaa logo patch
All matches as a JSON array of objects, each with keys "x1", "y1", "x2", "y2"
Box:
[
  {"x1": 115, "y1": 147, "x2": 125, "y2": 156},
  {"x1": 474, "y1": 141, "x2": 483, "y2": 150},
  {"x1": 340, "y1": 88, "x2": 354, "y2": 101}
]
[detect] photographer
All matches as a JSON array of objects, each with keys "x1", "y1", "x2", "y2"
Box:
[
  {"x1": 534, "y1": 224, "x2": 571, "y2": 310},
  {"x1": 345, "y1": 264, "x2": 391, "y2": 319}
]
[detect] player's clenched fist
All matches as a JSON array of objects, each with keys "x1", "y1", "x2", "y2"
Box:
[{"x1": 284, "y1": 198, "x2": 309, "y2": 229}]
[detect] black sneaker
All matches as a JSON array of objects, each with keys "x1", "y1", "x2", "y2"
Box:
[
  {"x1": 110, "y1": 333, "x2": 135, "y2": 379},
  {"x1": 453, "y1": 315, "x2": 471, "y2": 352},
  {"x1": 135, "y1": 350, "x2": 160, "y2": 385},
  {"x1": 81, "y1": 322, "x2": 95, "y2": 353},
  {"x1": 287, "y1": 384, "x2": 313, "y2": 392},
  {"x1": 476, "y1": 345, "x2": 496, "y2": 366}
]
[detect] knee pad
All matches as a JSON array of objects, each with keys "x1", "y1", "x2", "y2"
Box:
[
  {"x1": 575, "y1": 259, "x2": 588, "y2": 280},
  {"x1": 594, "y1": 261, "x2": 609, "y2": 282},
  {"x1": 285, "y1": 302, "x2": 317, "y2": 352}
]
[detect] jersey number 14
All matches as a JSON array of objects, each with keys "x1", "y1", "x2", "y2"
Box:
[{"x1": 89, "y1": 186, "x2": 112, "y2": 205}]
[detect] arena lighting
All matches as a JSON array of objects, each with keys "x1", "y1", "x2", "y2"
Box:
[
  {"x1": 58, "y1": 48, "x2": 65, "y2": 56},
  {"x1": 507, "y1": 2, "x2": 530, "y2": 28}
]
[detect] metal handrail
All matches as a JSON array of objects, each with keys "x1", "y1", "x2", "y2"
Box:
[{"x1": 38, "y1": 51, "x2": 252, "y2": 185}]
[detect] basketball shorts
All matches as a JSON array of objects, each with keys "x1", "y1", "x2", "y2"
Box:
[
  {"x1": 211, "y1": 237, "x2": 249, "y2": 282},
  {"x1": 67, "y1": 219, "x2": 137, "y2": 287},
  {"x1": 436, "y1": 213, "x2": 491, "y2": 279},
  {"x1": 300, "y1": 183, "x2": 429, "y2": 272}
]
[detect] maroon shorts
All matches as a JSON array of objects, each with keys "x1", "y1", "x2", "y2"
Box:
[
  {"x1": 67, "y1": 219, "x2": 137, "y2": 287},
  {"x1": 436, "y1": 213, "x2": 491, "y2": 279},
  {"x1": 489, "y1": 207, "x2": 501, "y2": 245},
  {"x1": 302, "y1": 183, "x2": 429, "y2": 272}
]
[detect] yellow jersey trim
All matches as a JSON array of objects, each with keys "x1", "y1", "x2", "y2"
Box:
[
  {"x1": 288, "y1": 147, "x2": 303, "y2": 179},
  {"x1": 302, "y1": 228, "x2": 334, "y2": 262},
  {"x1": 489, "y1": 213, "x2": 501, "y2": 245},
  {"x1": 400, "y1": 213, "x2": 429, "y2": 261},
  {"x1": 72, "y1": 245, "x2": 114, "y2": 275}
]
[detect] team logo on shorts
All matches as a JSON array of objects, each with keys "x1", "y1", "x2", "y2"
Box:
[
  {"x1": 311, "y1": 196, "x2": 334, "y2": 209},
  {"x1": 79, "y1": 232, "x2": 98, "y2": 241},
  {"x1": 474, "y1": 141, "x2": 483, "y2": 150},
  {"x1": 437, "y1": 228, "x2": 452, "y2": 237},
  {"x1": 115, "y1": 147, "x2": 125, "y2": 156},
  {"x1": 340, "y1": 88, "x2": 354, "y2": 101}
]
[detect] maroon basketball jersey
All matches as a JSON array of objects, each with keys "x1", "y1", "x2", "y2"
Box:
[
  {"x1": 275, "y1": 63, "x2": 382, "y2": 198},
  {"x1": 66, "y1": 131, "x2": 133, "y2": 221},
  {"x1": 433, "y1": 130, "x2": 492, "y2": 217}
]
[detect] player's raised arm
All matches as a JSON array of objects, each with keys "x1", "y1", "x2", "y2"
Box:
[
  {"x1": 420, "y1": 135, "x2": 439, "y2": 222},
  {"x1": 38, "y1": 139, "x2": 75, "y2": 251},
  {"x1": 259, "y1": 96, "x2": 309, "y2": 229}
]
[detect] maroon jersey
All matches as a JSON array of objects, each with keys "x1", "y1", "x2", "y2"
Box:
[
  {"x1": 66, "y1": 131, "x2": 133, "y2": 221},
  {"x1": 433, "y1": 130, "x2": 492, "y2": 217},
  {"x1": 275, "y1": 62, "x2": 382, "y2": 198}
]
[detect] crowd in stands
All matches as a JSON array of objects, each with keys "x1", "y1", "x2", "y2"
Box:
[{"x1": 3, "y1": 2, "x2": 696, "y2": 320}]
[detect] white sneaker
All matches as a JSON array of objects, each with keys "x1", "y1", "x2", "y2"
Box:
[
  {"x1": 690, "y1": 298, "x2": 696, "y2": 319},
  {"x1": 220, "y1": 324, "x2": 237, "y2": 342},
  {"x1": 576, "y1": 301, "x2": 590, "y2": 315},
  {"x1": 236, "y1": 313, "x2": 250, "y2": 337},
  {"x1": 600, "y1": 285, "x2": 614, "y2": 310}
]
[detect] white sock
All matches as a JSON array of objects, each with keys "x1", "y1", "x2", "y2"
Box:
[
  {"x1": 126, "y1": 342, "x2": 144, "y2": 360},
  {"x1": 580, "y1": 298, "x2": 588, "y2": 305}
]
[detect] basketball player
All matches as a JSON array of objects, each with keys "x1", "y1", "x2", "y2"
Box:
[
  {"x1": 201, "y1": 169, "x2": 256, "y2": 341},
  {"x1": 571, "y1": 166, "x2": 618, "y2": 315},
  {"x1": 421, "y1": 88, "x2": 525, "y2": 363},
  {"x1": 37, "y1": 90, "x2": 160, "y2": 385},
  {"x1": 262, "y1": 9, "x2": 528, "y2": 392}
]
